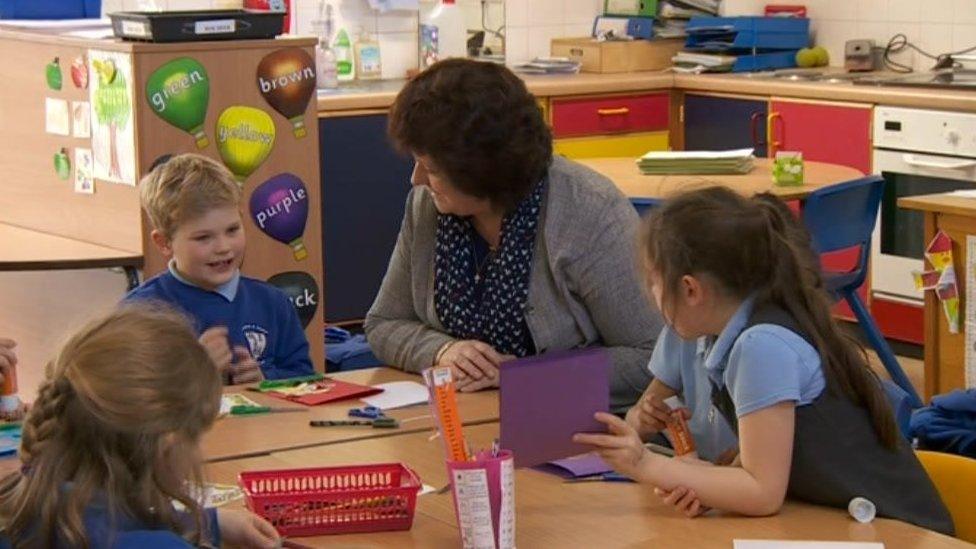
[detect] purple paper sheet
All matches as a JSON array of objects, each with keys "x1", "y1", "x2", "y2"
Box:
[
  {"x1": 499, "y1": 348, "x2": 610, "y2": 468},
  {"x1": 535, "y1": 453, "x2": 613, "y2": 479}
]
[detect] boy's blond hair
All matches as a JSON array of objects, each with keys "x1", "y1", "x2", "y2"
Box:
[{"x1": 140, "y1": 153, "x2": 241, "y2": 238}]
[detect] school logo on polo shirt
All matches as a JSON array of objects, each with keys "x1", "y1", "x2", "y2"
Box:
[{"x1": 243, "y1": 325, "x2": 269, "y2": 361}]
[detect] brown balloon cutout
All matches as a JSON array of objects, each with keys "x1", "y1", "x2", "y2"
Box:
[{"x1": 256, "y1": 47, "x2": 316, "y2": 139}]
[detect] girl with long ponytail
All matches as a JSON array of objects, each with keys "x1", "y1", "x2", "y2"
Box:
[{"x1": 576, "y1": 187, "x2": 953, "y2": 535}]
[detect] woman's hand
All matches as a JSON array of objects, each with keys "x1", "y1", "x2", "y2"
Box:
[
  {"x1": 436, "y1": 340, "x2": 509, "y2": 389},
  {"x1": 573, "y1": 412, "x2": 652, "y2": 481},
  {"x1": 217, "y1": 508, "x2": 280, "y2": 548},
  {"x1": 654, "y1": 485, "x2": 709, "y2": 518}
]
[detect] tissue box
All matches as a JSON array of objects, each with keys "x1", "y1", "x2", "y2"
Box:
[
  {"x1": 551, "y1": 37, "x2": 684, "y2": 73},
  {"x1": 773, "y1": 151, "x2": 804, "y2": 186}
]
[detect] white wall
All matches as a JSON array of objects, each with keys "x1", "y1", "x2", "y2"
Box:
[
  {"x1": 722, "y1": 0, "x2": 976, "y2": 71},
  {"x1": 505, "y1": 0, "x2": 603, "y2": 63}
]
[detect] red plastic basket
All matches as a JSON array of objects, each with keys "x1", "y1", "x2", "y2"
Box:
[{"x1": 238, "y1": 463, "x2": 421, "y2": 536}]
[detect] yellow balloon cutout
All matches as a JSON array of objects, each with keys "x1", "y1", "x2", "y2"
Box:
[{"x1": 215, "y1": 106, "x2": 276, "y2": 184}]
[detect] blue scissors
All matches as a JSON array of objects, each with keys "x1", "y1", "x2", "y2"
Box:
[{"x1": 348, "y1": 405, "x2": 385, "y2": 419}]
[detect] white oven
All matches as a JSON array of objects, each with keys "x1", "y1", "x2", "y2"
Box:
[{"x1": 871, "y1": 107, "x2": 976, "y2": 305}]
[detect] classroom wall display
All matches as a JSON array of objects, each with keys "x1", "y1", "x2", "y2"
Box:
[
  {"x1": 74, "y1": 148, "x2": 94, "y2": 194},
  {"x1": 71, "y1": 55, "x2": 88, "y2": 90},
  {"x1": 45, "y1": 57, "x2": 62, "y2": 91},
  {"x1": 256, "y1": 47, "x2": 316, "y2": 139},
  {"x1": 267, "y1": 271, "x2": 319, "y2": 328},
  {"x1": 146, "y1": 57, "x2": 210, "y2": 149},
  {"x1": 89, "y1": 50, "x2": 136, "y2": 186},
  {"x1": 216, "y1": 105, "x2": 276, "y2": 184},
  {"x1": 71, "y1": 101, "x2": 91, "y2": 139},
  {"x1": 53, "y1": 148, "x2": 70, "y2": 181},
  {"x1": 45, "y1": 98, "x2": 70, "y2": 136},
  {"x1": 249, "y1": 173, "x2": 308, "y2": 261}
]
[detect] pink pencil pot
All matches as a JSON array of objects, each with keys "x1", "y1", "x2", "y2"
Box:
[{"x1": 447, "y1": 449, "x2": 516, "y2": 549}]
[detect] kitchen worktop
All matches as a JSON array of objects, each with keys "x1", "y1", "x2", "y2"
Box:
[{"x1": 316, "y1": 69, "x2": 976, "y2": 113}]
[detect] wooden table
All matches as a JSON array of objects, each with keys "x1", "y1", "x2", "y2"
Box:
[
  {"x1": 579, "y1": 157, "x2": 864, "y2": 201},
  {"x1": 0, "y1": 222, "x2": 142, "y2": 287},
  {"x1": 203, "y1": 423, "x2": 966, "y2": 549},
  {"x1": 898, "y1": 194, "x2": 976, "y2": 399},
  {"x1": 202, "y1": 367, "x2": 498, "y2": 462}
]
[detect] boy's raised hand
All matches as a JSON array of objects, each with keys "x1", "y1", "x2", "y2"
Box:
[
  {"x1": 199, "y1": 327, "x2": 233, "y2": 375},
  {"x1": 230, "y1": 346, "x2": 264, "y2": 385},
  {"x1": 573, "y1": 412, "x2": 651, "y2": 481}
]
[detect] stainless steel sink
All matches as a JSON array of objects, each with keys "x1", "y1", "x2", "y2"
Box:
[{"x1": 731, "y1": 68, "x2": 869, "y2": 84}]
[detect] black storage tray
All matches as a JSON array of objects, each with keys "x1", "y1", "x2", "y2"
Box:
[{"x1": 109, "y1": 10, "x2": 285, "y2": 43}]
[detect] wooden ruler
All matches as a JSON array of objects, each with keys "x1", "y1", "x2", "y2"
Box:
[{"x1": 424, "y1": 367, "x2": 469, "y2": 462}]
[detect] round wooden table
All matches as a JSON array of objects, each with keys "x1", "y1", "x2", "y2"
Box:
[{"x1": 578, "y1": 157, "x2": 864, "y2": 201}]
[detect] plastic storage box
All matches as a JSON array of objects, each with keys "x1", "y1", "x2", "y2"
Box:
[{"x1": 239, "y1": 463, "x2": 421, "y2": 537}]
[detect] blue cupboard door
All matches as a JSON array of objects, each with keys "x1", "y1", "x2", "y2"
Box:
[
  {"x1": 319, "y1": 114, "x2": 414, "y2": 323},
  {"x1": 684, "y1": 94, "x2": 768, "y2": 157}
]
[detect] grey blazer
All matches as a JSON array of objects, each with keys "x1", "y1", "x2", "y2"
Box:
[{"x1": 364, "y1": 156, "x2": 663, "y2": 411}]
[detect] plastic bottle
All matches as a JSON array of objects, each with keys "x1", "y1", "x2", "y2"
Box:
[
  {"x1": 848, "y1": 497, "x2": 876, "y2": 523},
  {"x1": 355, "y1": 29, "x2": 382, "y2": 80},
  {"x1": 0, "y1": 363, "x2": 20, "y2": 414},
  {"x1": 312, "y1": 1, "x2": 339, "y2": 89},
  {"x1": 333, "y1": 27, "x2": 355, "y2": 82},
  {"x1": 420, "y1": 0, "x2": 466, "y2": 64}
]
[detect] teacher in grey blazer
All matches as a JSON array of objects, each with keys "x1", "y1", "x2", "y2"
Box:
[{"x1": 365, "y1": 59, "x2": 662, "y2": 412}]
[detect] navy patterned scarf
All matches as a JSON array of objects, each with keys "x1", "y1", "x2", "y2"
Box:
[{"x1": 433, "y1": 181, "x2": 545, "y2": 357}]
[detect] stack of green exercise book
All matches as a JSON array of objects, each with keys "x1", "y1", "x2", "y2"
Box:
[{"x1": 637, "y1": 148, "x2": 755, "y2": 175}]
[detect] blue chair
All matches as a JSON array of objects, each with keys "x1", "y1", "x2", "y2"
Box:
[
  {"x1": 801, "y1": 175, "x2": 923, "y2": 408},
  {"x1": 631, "y1": 197, "x2": 662, "y2": 217}
]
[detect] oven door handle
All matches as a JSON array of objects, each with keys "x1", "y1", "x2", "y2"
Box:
[{"x1": 902, "y1": 154, "x2": 976, "y2": 170}]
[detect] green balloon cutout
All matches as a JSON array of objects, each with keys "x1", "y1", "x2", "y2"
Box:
[{"x1": 146, "y1": 57, "x2": 210, "y2": 148}]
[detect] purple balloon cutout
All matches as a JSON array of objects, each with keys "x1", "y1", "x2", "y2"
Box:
[{"x1": 249, "y1": 173, "x2": 309, "y2": 261}]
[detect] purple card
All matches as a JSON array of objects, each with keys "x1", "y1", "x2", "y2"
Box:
[
  {"x1": 499, "y1": 348, "x2": 610, "y2": 468},
  {"x1": 536, "y1": 453, "x2": 613, "y2": 479}
]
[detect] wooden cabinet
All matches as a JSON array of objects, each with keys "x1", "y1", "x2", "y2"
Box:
[
  {"x1": 768, "y1": 98, "x2": 872, "y2": 174},
  {"x1": 319, "y1": 113, "x2": 413, "y2": 323},
  {"x1": 769, "y1": 98, "x2": 873, "y2": 323},
  {"x1": 552, "y1": 92, "x2": 670, "y2": 159},
  {"x1": 684, "y1": 93, "x2": 768, "y2": 157}
]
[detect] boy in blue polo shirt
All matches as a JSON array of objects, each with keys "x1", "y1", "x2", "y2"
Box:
[{"x1": 126, "y1": 154, "x2": 313, "y2": 383}]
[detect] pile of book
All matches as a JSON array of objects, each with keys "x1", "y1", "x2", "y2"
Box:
[
  {"x1": 513, "y1": 57, "x2": 581, "y2": 75},
  {"x1": 636, "y1": 148, "x2": 755, "y2": 175},
  {"x1": 655, "y1": 0, "x2": 720, "y2": 38}
]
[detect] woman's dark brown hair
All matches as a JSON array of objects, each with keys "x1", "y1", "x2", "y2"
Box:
[
  {"x1": 641, "y1": 186, "x2": 899, "y2": 449},
  {"x1": 388, "y1": 58, "x2": 552, "y2": 211}
]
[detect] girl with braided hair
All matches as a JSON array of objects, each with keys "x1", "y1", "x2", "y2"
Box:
[{"x1": 0, "y1": 304, "x2": 279, "y2": 548}]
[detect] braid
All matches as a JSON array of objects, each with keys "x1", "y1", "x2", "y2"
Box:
[{"x1": 19, "y1": 373, "x2": 74, "y2": 467}]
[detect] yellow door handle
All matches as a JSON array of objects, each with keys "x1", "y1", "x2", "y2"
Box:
[
  {"x1": 597, "y1": 107, "x2": 630, "y2": 116},
  {"x1": 767, "y1": 111, "x2": 782, "y2": 157}
]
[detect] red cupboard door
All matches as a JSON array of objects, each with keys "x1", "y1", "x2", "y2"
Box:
[{"x1": 770, "y1": 99, "x2": 873, "y2": 322}]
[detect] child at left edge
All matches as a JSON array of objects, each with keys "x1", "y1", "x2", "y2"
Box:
[{"x1": 126, "y1": 153, "x2": 314, "y2": 384}]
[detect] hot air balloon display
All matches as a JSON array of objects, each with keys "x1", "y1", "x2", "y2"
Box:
[
  {"x1": 216, "y1": 106, "x2": 276, "y2": 184},
  {"x1": 267, "y1": 271, "x2": 319, "y2": 328},
  {"x1": 256, "y1": 47, "x2": 316, "y2": 139},
  {"x1": 145, "y1": 58, "x2": 210, "y2": 148},
  {"x1": 250, "y1": 173, "x2": 309, "y2": 261}
]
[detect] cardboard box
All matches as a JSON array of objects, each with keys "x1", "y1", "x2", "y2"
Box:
[{"x1": 551, "y1": 37, "x2": 684, "y2": 73}]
